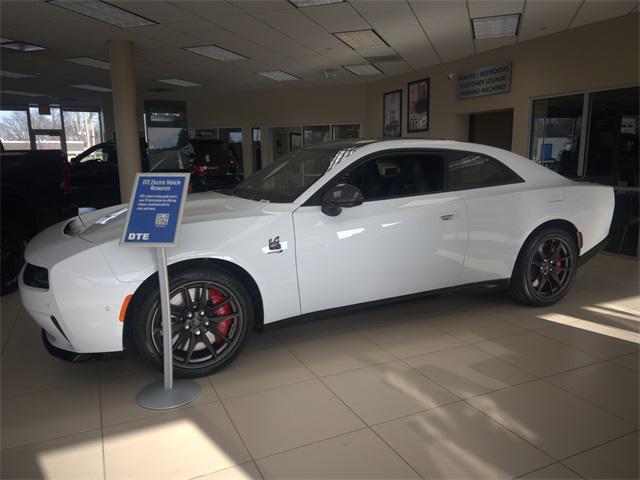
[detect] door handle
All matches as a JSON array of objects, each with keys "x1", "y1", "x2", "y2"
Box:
[{"x1": 440, "y1": 214, "x2": 455, "y2": 221}]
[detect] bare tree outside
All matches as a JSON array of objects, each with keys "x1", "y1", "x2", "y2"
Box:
[
  {"x1": 0, "y1": 108, "x2": 102, "y2": 156},
  {"x1": 0, "y1": 110, "x2": 30, "y2": 149}
]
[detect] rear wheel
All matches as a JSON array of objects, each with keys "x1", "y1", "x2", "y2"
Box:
[
  {"x1": 133, "y1": 266, "x2": 253, "y2": 378},
  {"x1": 509, "y1": 228, "x2": 578, "y2": 306}
]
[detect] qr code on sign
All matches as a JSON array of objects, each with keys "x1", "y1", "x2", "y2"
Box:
[{"x1": 155, "y1": 213, "x2": 170, "y2": 226}]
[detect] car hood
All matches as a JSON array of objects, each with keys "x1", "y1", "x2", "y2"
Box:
[{"x1": 76, "y1": 190, "x2": 281, "y2": 244}]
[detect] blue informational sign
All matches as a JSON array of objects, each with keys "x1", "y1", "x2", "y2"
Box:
[{"x1": 121, "y1": 173, "x2": 190, "y2": 247}]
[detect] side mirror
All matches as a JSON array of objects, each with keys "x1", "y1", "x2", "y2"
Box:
[{"x1": 321, "y1": 183, "x2": 364, "y2": 217}]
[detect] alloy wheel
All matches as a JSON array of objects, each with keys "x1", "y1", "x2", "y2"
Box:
[
  {"x1": 527, "y1": 236, "x2": 574, "y2": 299},
  {"x1": 149, "y1": 281, "x2": 244, "y2": 369}
]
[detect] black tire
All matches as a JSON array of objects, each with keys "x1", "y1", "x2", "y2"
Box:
[
  {"x1": 1, "y1": 221, "x2": 29, "y2": 296},
  {"x1": 132, "y1": 265, "x2": 253, "y2": 378},
  {"x1": 509, "y1": 227, "x2": 578, "y2": 306}
]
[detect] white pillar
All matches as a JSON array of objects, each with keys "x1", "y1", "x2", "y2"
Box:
[{"x1": 109, "y1": 39, "x2": 141, "y2": 202}]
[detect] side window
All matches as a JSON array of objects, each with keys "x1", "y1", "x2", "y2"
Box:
[
  {"x1": 448, "y1": 152, "x2": 521, "y2": 190},
  {"x1": 346, "y1": 151, "x2": 446, "y2": 201}
]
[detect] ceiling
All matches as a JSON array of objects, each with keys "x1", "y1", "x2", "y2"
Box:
[{"x1": 0, "y1": 0, "x2": 638, "y2": 105}]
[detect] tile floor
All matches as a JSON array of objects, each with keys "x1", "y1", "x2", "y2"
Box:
[{"x1": 1, "y1": 254, "x2": 638, "y2": 479}]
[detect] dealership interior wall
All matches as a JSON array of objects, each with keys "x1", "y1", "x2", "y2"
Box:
[{"x1": 155, "y1": 12, "x2": 638, "y2": 165}]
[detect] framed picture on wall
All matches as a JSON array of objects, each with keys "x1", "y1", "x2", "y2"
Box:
[
  {"x1": 290, "y1": 132, "x2": 302, "y2": 151},
  {"x1": 383, "y1": 89, "x2": 402, "y2": 137},
  {"x1": 407, "y1": 78, "x2": 430, "y2": 132}
]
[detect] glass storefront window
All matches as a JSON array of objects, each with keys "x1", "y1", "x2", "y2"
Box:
[
  {"x1": 585, "y1": 87, "x2": 639, "y2": 187},
  {"x1": 303, "y1": 125, "x2": 331, "y2": 146},
  {"x1": 63, "y1": 110, "x2": 103, "y2": 160},
  {"x1": 29, "y1": 106, "x2": 62, "y2": 130},
  {"x1": 0, "y1": 109, "x2": 30, "y2": 150},
  {"x1": 332, "y1": 124, "x2": 360, "y2": 140},
  {"x1": 34, "y1": 133, "x2": 62, "y2": 150},
  {"x1": 530, "y1": 95, "x2": 583, "y2": 176}
]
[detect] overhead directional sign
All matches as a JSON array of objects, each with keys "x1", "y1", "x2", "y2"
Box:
[
  {"x1": 457, "y1": 62, "x2": 512, "y2": 99},
  {"x1": 121, "y1": 172, "x2": 190, "y2": 248}
]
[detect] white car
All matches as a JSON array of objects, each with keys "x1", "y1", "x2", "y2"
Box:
[{"x1": 19, "y1": 139, "x2": 614, "y2": 377}]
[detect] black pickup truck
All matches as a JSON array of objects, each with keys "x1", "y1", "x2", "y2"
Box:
[{"x1": 1, "y1": 147, "x2": 77, "y2": 294}]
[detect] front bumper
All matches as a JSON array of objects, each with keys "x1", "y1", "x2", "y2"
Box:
[
  {"x1": 19, "y1": 221, "x2": 136, "y2": 354},
  {"x1": 41, "y1": 330, "x2": 122, "y2": 362}
]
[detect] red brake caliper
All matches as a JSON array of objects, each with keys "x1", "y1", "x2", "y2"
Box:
[{"x1": 209, "y1": 288, "x2": 232, "y2": 343}]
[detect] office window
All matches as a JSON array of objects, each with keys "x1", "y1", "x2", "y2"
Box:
[
  {"x1": 332, "y1": 124, "x2": 360, "y2": 140},
  {"x1": 530, "y1": 95, "x2": 583, "y2": 176},
  {"x1": 29, "y1": 106, "x2": 62, "y2": 130},
  {"x1": 303, "y1": 125, "x2": 331, "y2": 146}
]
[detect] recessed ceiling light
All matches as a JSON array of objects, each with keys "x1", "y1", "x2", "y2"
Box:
[
  {"x1": 184, "y1": 45, "x2": 248, "y2": 62},
  {"x1": 321, "y1": 68, "x2": 339, "y2": 80},
  {"x1": 335, "y1": 30, "x2": 387, "y2": 50},
  {"x1": 2, "y1": 90, "x2": 46, "y2": 97},
  {"x1": 70, "y1": 84, "x2": 112, "y2": 92},
  {"x1": 157, "y1": 78, "x2": 203, "y2": 87},
  {"x1": 1, "y1": 41, "x2": 46, "y2": 52},
  {"x1": 65, "y1": 57, "x2": 110, "y2": 70},
  {"x1": 472, "y1": 13, "x2": 521, "y2": 39},
  {"x1": 343, "y1": 64, "x2": 382, "y2": 76},
  {"x1": 0, "y1": 70, "x2": 37, "y2": 78},
  {"x1": 49, "y1": 0, "x2": 156, "y2": 28},
  {"x1": 257, "y1": 70, "x2": 300, "y2": 82},
  {"x1": 289, "y1": 0, "x2": 343, "y2": 7}
]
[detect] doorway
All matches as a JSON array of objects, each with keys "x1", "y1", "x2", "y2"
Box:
[
  {"x1": 270, "y1": 126, "x2": 302, "y2": 162},
  {"x1": 469, "y1": 109, "x2": 514, "y2": 151}
]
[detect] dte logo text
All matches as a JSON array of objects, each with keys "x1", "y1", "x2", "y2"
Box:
[{"x1": 128, "y1": 233, "x2": 150, "y2": 240}]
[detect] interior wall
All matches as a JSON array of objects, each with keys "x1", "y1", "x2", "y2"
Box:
[
  {"x1": 100, "y1": 13, "x2": 637, "y2": 171},
  {"x1": 364, "y1": 13, "x2": 639, "y2": 157}
]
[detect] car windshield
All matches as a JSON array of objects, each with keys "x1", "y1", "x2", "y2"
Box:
[{"x1": 232, "y1": 147, "x2": 341, "y2": 203}]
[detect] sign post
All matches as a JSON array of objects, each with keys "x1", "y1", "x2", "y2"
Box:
[{"x1": 121, "y1": 172, "x2": 201, "y2": 410}]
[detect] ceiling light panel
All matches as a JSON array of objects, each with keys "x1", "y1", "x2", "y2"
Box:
[
  {"x1": 2, "y1": 90, "x2": 46, "y2": 97},
  {"x1": 289, "y1": 0, "x2": 343, "y2": 7},
  {"x1": 65, "y1": 57, "x2": 110, "y2": 70},
  {"x1": 472, "y1": 14, "x2": 521, "y2": 39},
  {"x1": 343, "y1": 64, "x2": 382, "y2": 76},
  {"x1": 1, "y1": 41, "x2": 46, "y2": 52},
  {"x1": 49, "y1": 0, "x2": 156, "y2": 28},
  {"x1": 157, "y1": 78, "x2": 203, "y2": 87},
  {"x1": 70, "y1": 84, "x2": 112, "y2": 92},
  {"x1": 184, "y1": 45, "x2": 247, "y2": 62},
  {"x1": 335, "y1": 30, "x2": 387, "y2": 50},
  {"x1": 0, "y1": 70, "x2": 36, "y2": 78},
  {"x1": 257, "y1": 70, "x2": 300, "y2": 82}
]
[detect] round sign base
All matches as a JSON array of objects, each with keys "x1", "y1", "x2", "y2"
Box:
[{"x1": 136, "y1": 379, "x2": 201, "y2": 410}]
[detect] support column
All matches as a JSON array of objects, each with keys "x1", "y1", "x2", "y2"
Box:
[
  {"x1": 241, "y1": 126, "x2": 253, "y2": 178},
  {"x1": 109, "y1": 39, "x2": 141, "y2": 202}
]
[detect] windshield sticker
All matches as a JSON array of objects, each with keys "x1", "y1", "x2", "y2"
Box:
[{"x1": 327, "y1": 147, "x2": 358, "y2": 171}]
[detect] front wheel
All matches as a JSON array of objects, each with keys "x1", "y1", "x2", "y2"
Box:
[
  {"x1": 509, "y1": 228, "x2": 578, "y2": 306},
  {"x1": 132, "y1": 266, "x2": 253, "y2": 378}
]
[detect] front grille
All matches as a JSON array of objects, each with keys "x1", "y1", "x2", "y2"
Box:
[{"x1": 23, "y1": 264, "x2": 49, "y2": 289}]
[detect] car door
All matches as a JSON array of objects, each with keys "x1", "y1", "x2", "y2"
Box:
[{"x1": 293, "y1": 149, "x2": 469, "y2": 315}]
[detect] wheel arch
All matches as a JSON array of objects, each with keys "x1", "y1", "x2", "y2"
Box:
[
  {"x1": 511, "y1": 218, "x2": 580, "y2": 280},
  {"x1": 123, "y1": 257, "x2": 265, "y2": 350}
]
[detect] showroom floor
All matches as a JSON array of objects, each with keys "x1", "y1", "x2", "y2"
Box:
[{"x1": 1, "y1": 254, "x2": 638, "y2": 480}]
